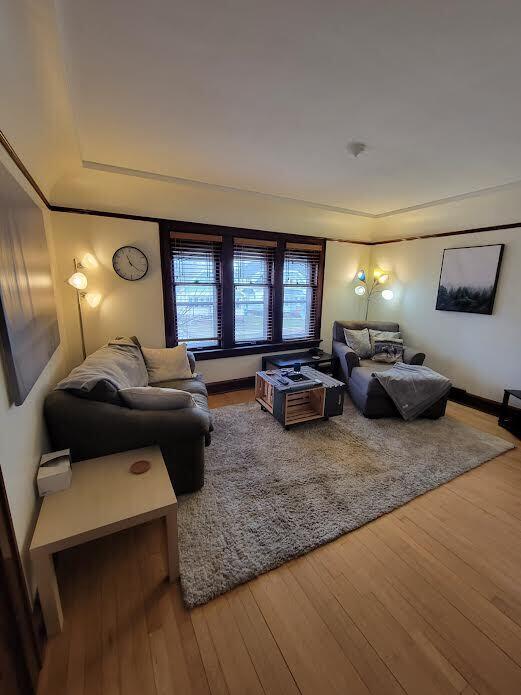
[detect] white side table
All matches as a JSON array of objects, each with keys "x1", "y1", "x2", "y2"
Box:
[{"x1": 30, "y1": 446, "x2": 178, "y2": 636}]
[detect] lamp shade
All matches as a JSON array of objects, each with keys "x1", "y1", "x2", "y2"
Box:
[
  {"x1": 67, "y1": 272, "x2": 88, "y2": 290},
  {"x1": 382, "y1": 289, "x2": 394, "y2": 301},
  {"x1": 378, "y1": 273, "x2": 390, "y2": 284},
  {"x1": 356, "y1": 269, "x2": 366, "y2": 281},
  {"x1": 85, "y1": 292, "x2": 102, "y2": 308},
  {"x1": 81, "y1": 253, "x2": 98, "y2": 269},
  {"x1": 354, "y1": 284, "x2": 367, "y2": 296}
]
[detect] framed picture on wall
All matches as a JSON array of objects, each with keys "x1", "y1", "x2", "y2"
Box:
[
  {"x1": 0, "y1": 161, "x2": 60, "y2": 405},
  {"x1": 435, "y1": 243, "x2": 505, "y2": 315}
]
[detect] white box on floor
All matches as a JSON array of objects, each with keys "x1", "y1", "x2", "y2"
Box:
[{"x1": 37, "y1": 449, "x2": 72, "y2": 497}]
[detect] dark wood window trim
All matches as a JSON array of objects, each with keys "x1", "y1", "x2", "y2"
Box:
[{"x1": 159, "y1": 221, "x2": 326, "y2": 360}]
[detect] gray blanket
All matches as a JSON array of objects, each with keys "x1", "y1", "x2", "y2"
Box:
[
  {"x1": 373, "y1": 362, "x2": 451, "y2": 421},
  {"x1": 56, "y1": 338, "x2": 148, "y2": 393}
]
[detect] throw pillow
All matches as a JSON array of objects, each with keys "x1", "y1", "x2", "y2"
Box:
[
  {"x1": 372, "y1": 339, "x2": 404, "y2": 363},
  {"x1": 142, "y1": 344, "x2": 193, "y2": 382},
  {"x1": 343, "y1": 328, "x2": 372, "y2": 359},
  {"x1": 119, "y1": 386, "x2": 196, "y2": 410},
  {"x1": 369, "y1": 329, "x2": 401, "y2": 354}
]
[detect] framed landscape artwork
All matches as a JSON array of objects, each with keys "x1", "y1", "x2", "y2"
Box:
[
  {"x1": 436, "y1": 244, "x2": 504, "y2": 315},
  {"x1": 0, "y1": 161, "x2": 60, "y2": 405}
]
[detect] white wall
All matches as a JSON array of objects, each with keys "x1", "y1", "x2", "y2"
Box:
[
  {"x1": 369, "y1": 229, "x2": 521, "y2": 401},
  {"x1": 50, "y1": 212, "x2": 369, "y2": 380},
  {"x1": 51, "y1": 213, "x2": 165, "y2": 369},
  {"x1": 0, "y1": 152, "x2": 68, "y2": 594}
]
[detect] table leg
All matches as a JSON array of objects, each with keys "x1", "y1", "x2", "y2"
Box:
[
  {"x1": 33, "y1": 550, "x2": 63, "y2": 636},
  {"x1": 499, "y1": 390, "x2": 510, "y2": 427},
  {"x1": 165, "y1": 508, "x2": 179, "y2": 582}
]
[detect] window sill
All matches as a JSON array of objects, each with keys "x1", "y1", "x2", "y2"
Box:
[{"x1": 191, "y1": 339, "x2": 322, "y2": 361}]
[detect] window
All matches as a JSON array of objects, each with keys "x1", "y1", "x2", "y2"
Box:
[
  {"x1": 170, "y1": 233, "x2": 222, "y2": 348},
  {"x1": 233, "y1": 239, "x2": 275, "y2": 344},
  {"x1": 161, "y1": 223, "x2": 325, "y2": 357},
  {"x1": 282, "y1": 243, "x2": 321, "y2": 341}
]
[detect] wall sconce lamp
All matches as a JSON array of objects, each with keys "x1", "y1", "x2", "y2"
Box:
[
  {"x1": 354, "y1": 268, "x2": 394, "y2": 320},
  {"x1": 66, "y1": 255, "x2": 102, "y2": 360}
]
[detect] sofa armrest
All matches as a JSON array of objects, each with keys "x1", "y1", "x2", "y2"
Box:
[
  {"x1": 403, "y1": 346, "x2": 425, "y2": 366},
  {"x1": 187, "y1": 350, "x2": 196, "y2": 373},
  {"x1": 332, "y1": 339, "x2": 360, "y2": 380}
]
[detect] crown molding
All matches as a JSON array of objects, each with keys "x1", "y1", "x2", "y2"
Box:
[
  {"x1": 2, "y1": 131, "x2": 521, "y2": 246},
  {"x1": 82, "y1": 160, "x2": 375, "y2": 218},
  {"x1": 83, "y1": 159, "x2": 521, "y2": 220}
]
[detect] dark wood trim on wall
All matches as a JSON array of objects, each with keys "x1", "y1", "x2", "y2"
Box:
[
  {"x1": 158, "y1": 227, "x2": 176, "y2": 347},
  {"x1": 1, "y1": 131, "x2": 521, "y2": 246},
  {"x1": 375, "y1": 221, "x2": 521, "y2": 246},
  {"x1": 0, "y1": 466, "x2": 42, "y2": 693},
  {"x1": 0, "y1": 130, "x2": 50, "y2": 209},
  {"x1": 206, "y1": 376, "x2": 256, "y2": 394},
  {"x1": 448, "y1": 387, "x2": 514, "y2": 419}
]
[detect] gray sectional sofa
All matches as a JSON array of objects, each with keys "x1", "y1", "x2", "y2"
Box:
[
  {"x1": 44, "y1": 339, "x2": 211, "y2": 494},
  {"x1": 332, "y1": 320, "x2": 447, "y2": 419}
]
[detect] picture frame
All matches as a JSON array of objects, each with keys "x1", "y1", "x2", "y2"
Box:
[
  {"x1": 435, "y1": 243, "x2": 505, "y2": 315},
  {"x1": 0, "y1": 161, "x2": 60, "y2": 405}
]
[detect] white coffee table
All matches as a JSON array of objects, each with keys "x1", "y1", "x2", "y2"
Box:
[{"x1": 30, "y1": 446, "x2": 178, "y2": 636}]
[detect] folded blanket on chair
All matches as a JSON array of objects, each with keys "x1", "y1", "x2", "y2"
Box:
[{"x1": 372, "y1": 362, "x2": 451, "y2": 421}]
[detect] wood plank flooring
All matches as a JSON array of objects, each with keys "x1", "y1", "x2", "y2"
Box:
[{"x1": 38, "y1": 391, "x2": 521, "y2": 695}]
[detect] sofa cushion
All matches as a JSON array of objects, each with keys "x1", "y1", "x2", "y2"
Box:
[
  {"x1": 119, "y1": 386, "x2": 196, "y2": 410},
  {"x1": 333, "y1": 320, "x2": 399, "y2": 342},
  {"x1": 142, "y1": 344, "x2": 192, "y2": 382},
  {"x1": 56, "y1": 338, "x2": 148, "y2": 404},
  {"x1": 343, "y1": 327, "x2": 372, "y2": 359},
  {"x1": 150, "y1": 375, "x2": 208, "y2": 397}
]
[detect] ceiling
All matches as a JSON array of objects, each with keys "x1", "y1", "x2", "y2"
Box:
[{"x1": 54, "y1": 0, "x2": 521, "y2": 218}]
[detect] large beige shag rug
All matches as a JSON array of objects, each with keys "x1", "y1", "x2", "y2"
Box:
[{"x1": 178, "y1": 399, "x2": 514, "y2": 607}]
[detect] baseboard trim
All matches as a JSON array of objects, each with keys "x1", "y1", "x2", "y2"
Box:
[
  {"x1": 448, "y1": 387, "x2": 502, "y2": 417},
  {"x1": 206, "y1": 376, "x2": 256, "y2": 394}
]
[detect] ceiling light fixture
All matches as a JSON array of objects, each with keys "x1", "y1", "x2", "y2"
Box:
[{"x1": 347, "y1": 141, "x2": 367, "y2": 158}]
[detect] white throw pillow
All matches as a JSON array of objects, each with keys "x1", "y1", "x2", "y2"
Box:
[
  {"x1": 119, "y1": 386, "x2": 195, "y2": 410},
  {"x1": 343, "y1": 328, "x2": 372, "y2": 359},
  {"x1": 142, "y1": 344, "x2": 193, "y2": 382}
]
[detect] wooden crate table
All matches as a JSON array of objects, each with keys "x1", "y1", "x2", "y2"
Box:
[
  {"x1": 30, "y1": 446, "x2": 178, "y2": 636},
  {"x1": 255, "y1": 366, "x2": 345, "y2": 428}
]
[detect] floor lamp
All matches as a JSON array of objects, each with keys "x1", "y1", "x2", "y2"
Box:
[
  {"x1": 354, "y1": 268, "x2": 394, "y2": 319},
  {"x1": 67, "y1": 255, "x2": 102, "y2": 360}
]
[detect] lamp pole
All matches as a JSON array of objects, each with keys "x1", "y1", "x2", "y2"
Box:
[{"x1": 72, "y1": 259, "x2": 87, "y2": 360}]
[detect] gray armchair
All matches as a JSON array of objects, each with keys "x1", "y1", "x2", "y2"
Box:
[{"x1": 332, "y1": 320, "x2": 445, "y2": 419}]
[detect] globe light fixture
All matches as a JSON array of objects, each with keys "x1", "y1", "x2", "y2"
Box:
[
  {"x1": 67, "y1": 271, "x2": 88, "y2": 290},
  {"x1": 85, "y1": 292, "x2": 102, "y2": 308},
  {"x1": 353, "y1": 267, "x2": 395, "y2": 318},
  {"x1": 81, "y1": 253, "x2": 98, "y2": 269}
]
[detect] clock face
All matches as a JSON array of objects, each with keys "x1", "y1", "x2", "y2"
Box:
[{"x1": 112, "y1": 246, "x2": 148, "y2": 281}]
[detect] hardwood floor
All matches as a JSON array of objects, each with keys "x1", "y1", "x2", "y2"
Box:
[{"x1": 37, "y1": 391, "x2": 521, "y2": 695}]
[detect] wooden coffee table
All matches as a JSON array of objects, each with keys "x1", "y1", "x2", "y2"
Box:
[
  {"x1": 255, "y1": 366, "x2": 345, "y2": 428},
  {"x1": 30, "y1": 446, "x2": 178, "y2": 636}
]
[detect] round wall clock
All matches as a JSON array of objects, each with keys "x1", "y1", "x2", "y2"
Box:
[{"x1": 112, "y1": 246, "x2": 149, "y2": 281}]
